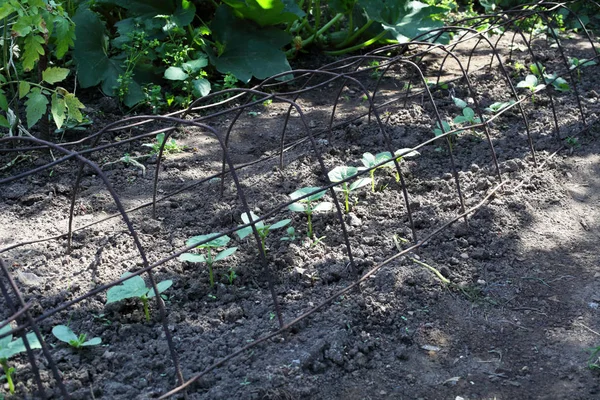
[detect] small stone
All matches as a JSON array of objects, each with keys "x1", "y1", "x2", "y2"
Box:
[
  {"x1": 470, "y1": 164, "x2": 480, "y2": 172},
  {"x1": 347, "y1": 213, "x2": 362, "y2": 227},
  {"x1": 477, "y1": 279, "x2": 486, "y2": 285},
  {"x1": 460, "y1": 253, "x2": 469, "y2": 259}
]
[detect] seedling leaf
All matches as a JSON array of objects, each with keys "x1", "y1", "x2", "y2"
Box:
[
  {"x1": 148, "y1": 280, "x2": 173, "y2": 298},
  {"x1": 269, "y1": 219, "x2": 291, "y2": 230},
  {"x1": 179, "y1": 253, "x2": 207, "y2": 263},
  {"x1": 52, "y1": 325, "x2": 79, "y2": 344},
  {"x1": 289, "y1": 187, "x2": 327, "y2": 202},
  {"x1": 213, "y1": 247, "x2": 238, "y2": 262}
]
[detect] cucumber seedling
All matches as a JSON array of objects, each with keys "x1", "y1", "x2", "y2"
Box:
[
  {"x1": 236, "y1": 212, "x2": 291, "y2": 254},
  {"x1": 485, "y1": 101, "x2": 515, "y2": 114},
  {"x1": 569, "y1": 57, "x2": 597, "y2": 80},
  {"x1": 179, "y1": 233, "x2": 237, "y2": 288},
  {"x1": 106, "y1": 273, "x2": 173, "y2": 322},
  {"x1": 52, "y1": 325, "x2": 101, "y2": 348},
  {"x1": 0, "y1": 323, "x2": 41, "y2": 394},
  {"x1": 328, "y1": 166, "x2": 371, "y2": 213},
  {"x1": 360, "y1": 149, "x2": 419, "y2": 192},
  {"x1": 516, "y1": 75, "x2": 546, "y2": 102},
  {"x1": 288, "y1": 187, "x2": 333, "y2": 238},
  {"x1": 433, "y1": 120, "x2": 461, "y2": 150}
]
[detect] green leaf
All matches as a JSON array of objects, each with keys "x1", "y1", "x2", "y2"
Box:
[
  {"x1": 0, "y1": 324, "x2": 41, "y2": 360},
  {"x1": 23, "y1": 34, "x2": 46, "y2": 71},
  {"x1": 54, "y1": 17, "x2": 76, "y2": 59},
  {"x1": 0, "y1": 115, "x2": 9, "y2": 128},
  {"x1": 270, "y1": 219, "x2": 291, "y2": 230},
  {"x1": 240, "y1": 211, "x2": 265, "y2": 230},
  {"x1": 73, "y1": 6, "x2": 144, "y2": 107},
  {"x1": 179, "y1": 253, "x2": 207, "y2": 263},
  {"x1": 42, "y1": 67, "x2": 70, "y2": 84},
  {"x1": 328, "y1": 166, "x2": 359, "y2": 182},
  {"x1": 25, "y1": 88, "x2": 48, "y2": 128},
  {"x1": 0, "y1": 2, "x2": 15, "y2": 20},
  {"x1": 192, "y1": 78, "x2": 211, "y2": 98},
  {"x1": 106, "y1": 272, "x2": 148, "y2": 303},
  {"x1": 51, "y1": 93, "x2": 67, "y2": 129},
  {"x1": 288, "y1": 202, "x2": 307, "y2": 212},
  {"x1": 52, "y1": 325, "x2": 79, "y2": 344},
  {"x1": 182, "y1": 57, "x2": 208, "y2": 73},
  {"x1": 222, "y1": 0, "x2": 304, "y2": 26},
  {"x1": 207, "y1": 5, "x2": 291, "y2": 83},
  {"x1": 452, "y1": 96, "x2": 468, "y2": 109},
  {"x1": 64, "y1": 93, "x2": 85, "y2": 122},
  {"x1": 164, "y1": 66, "x2": 188, "y2": 81},
  {"x1": 147, "y1": 280, "x2": 173, "y2": 298},
  {"x1": 82, "y1": 337, "x2": 102, "y2": 346},
  {"x1": 18, "y1": 81, "x2": 30, "y2": 99},
  {"x1": 0, "y1": 324, "x2": 13, "y2": 349},
  {"x1": 235, "y1": 226, "x2": 253, "y2": 240},
  {"x1": 463, "y1": 107, "x2": 475, "y2": 119},
  {"x1": 173, "y1": 0, "x2": 197, "y2": 26},
  {"x1": 213, "y1": 247, "x2": 237, "y2": 262},
  {"x1": 185, "y1": 233, "x2": 230, "y2": 249},
  {"x1": 289, "y1": 187, "x2": 327, "y2": 202},
  {"x1": 349, "y1": 177, "x2": 372, "y2": 191}
]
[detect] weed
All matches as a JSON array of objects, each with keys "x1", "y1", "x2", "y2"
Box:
[
  {"x1": 288, "y1": 187, "x2": 332, "y2": 238},
  {"x1": 106, "y1": 273, "x2": 173, "y2": 322},
  {"x1": 327, "y1": 166, "x2": 371, "y2": 213},
  {"x1": 52, "y1": 325, "x2": 101, "y2": 349},
  {"x1": 0, "y1": 323, "x2": 41, "y2": 394},
  {"x1": 142, "y1": 133, "x2": 184, "y2": 155},
  {"x1": 179, "y1": 233, "x2": 237, "y2": 288},
  {"x1": 224, "y1": 267, "x2": 238, "y2": 285},
  {"x1": 368, "y1": 60, "x2": 382, "y2": 79},
  {"x1": 236, "y1": 212, "x2": 291, "y2": 254},
  {"x1": 262, "y1": 99, "x2": 273, "y2": 107}
]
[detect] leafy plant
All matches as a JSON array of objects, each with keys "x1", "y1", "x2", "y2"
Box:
[
  {"x1": 360, "y1": 149, "x2": 419, "y2": 192},
  {"x1": 0, "y1": 0, "x2": 83, "y2": 131},
  {"x1": 327, "y1": 166, "x2": 371, "y2": 213},
  {"x1": 288, "y1": 187, "x2": 333, "y2": 238},
  {"x1": 453, "y1": 107, "x2": 482, "y2": 125},
  {"x1": 433, "y1": 120, "x2": 461, "y2": 149},
  {"x1": 280, "y1": 226, "x2": 296, "y2": 242},
  {"x1": 516, "y1": 74, "x2": 546, "y2": 102},
  {"x1": 106, "y1": 273, "x2": 173, "y2": 322},
  {"x1": 0, "y1": 322, "x2": 41, "y2": 394},
  {"x1": 224, "y1": 267, "x2": 237, "y2": 285},
  {"x1": 236, "y1": 212, "x2": 291, "y2": 254},
  {"x1": 51, "y1": 325, "x2": 101, "y2": 349},
  {"x1": 142, "y1": 133, "x2": 184, "y2": 155},
  {"x1": 179, "y1": 233, "x2": 237, "y2": 288}
]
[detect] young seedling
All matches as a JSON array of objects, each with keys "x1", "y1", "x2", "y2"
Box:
[
  {"x1": 52, "y1": 325, "x2": 101, "y2": 348},
  {"x1": 223, "y1": 267, "x2": 237, "y2": 285},
  {"x1": 142, "y1": 133, "x2": 184, "y2": 155},
  {"x1": 516, "y1": 74, "x2": 546, "y2": 102},
  {"x1": 236, "y1": 212, "x2": 291, "y2": 254},
  {"x1": 433, "y1": 120, "x2": 461, "y2": 150},
  {"x1": 0, "y1": 323, "x2": 41, "y2": 394},
  {"x1": 360, "y1": 149, "x2": 419, "y2": 192},
  {"x1": 288, "y1": 187, "x2": 333, "y2": 238},
  {"x1": 529, "y1": 63, "x2": 545, "y2": 79},
  {"x1": 106, "y1": 273, "x2": 173, "y2": 322},
  {"x1": 179, "y1": 233, "x2": 237, "y2": 288},
  {"x1": 543, "y1": 73, "x2": 570, "y2": 92},
  {"x1": 485, "y1": 100, "x2": 515, "y2": 114},
  {"x1": 280, "y1": 226, "x2": 296, "y2": 242},
  {"x1": 569, "y1": 57, "x2": 597, "y2": 80},
  {"x1": 452, "y1": 96, "x2": 468, "y2": 109},
  {"x1": 327, "y1": 166, "x2": 371, "y2": 213},
  {"x1": 452, "y1": 107, "x2": 482, "y2": 126}
]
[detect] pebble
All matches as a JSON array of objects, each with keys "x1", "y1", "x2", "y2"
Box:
[
  {"x1": 347, "y1": 213, "x2": 362, "y2": 227},
  {"x1": 460, "y1": 253, "x2": 469, "y2": 259}
]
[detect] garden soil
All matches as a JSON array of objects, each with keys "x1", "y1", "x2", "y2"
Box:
[{"x1": 1, "y1": 34, "x2": 600, "y2": 400}]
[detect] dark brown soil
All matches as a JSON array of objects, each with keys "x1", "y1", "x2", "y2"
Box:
[{"x1": 2, "y1": 31, "x2": 600, "y2": 400}]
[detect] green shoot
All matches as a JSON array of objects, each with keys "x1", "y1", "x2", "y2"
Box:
[
  {"x1": 529, "y1": 63, "x2": 545, "y2": 79},
  {"x1": 236, "y1": 212, "x2": 291, "y2": 254},
  {"x1": 142, "y1": 133, "x2": 184, "y2": 155},
  {"x1": 360, "y1": 149, "x2": 419, "y2": 192},
  {"x1": 516, "y1": 74, "x2": 546, "y2": 102},
  {"x1": 52, "y1": 325, "x2": 101, "y2": 348},
  {"x1": 0, "y1": 323, "x2": 41, "y2": 394},
  {"x1": 433, "y1": 120, "x2": 462, "y2": 149},
  {"x1": 327, "y1": 166, "x2": 371, "y2": 213},
  {"x1": 179, "y1": 233, "x2": 237, "y2": 288},
  {"x1": 224, "y1": 267, "x2": 237, "y2": 285},
  {"x1": 588, "y1": 346, "x2": 600, "y2": 370},
  {"x1": 288, "y1": 187, "x2": 332, "y2": 238},
  {"x1": 452, "y1": 96, "x2": 468, "y2": 109},
  {"x1": 106, "y1": 273, "x2": 173, "y2": 322}
]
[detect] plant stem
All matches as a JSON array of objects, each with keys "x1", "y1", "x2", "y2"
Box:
[
  {"x1": 370, "y1": 170, "x2": 376, "y2": 192},
  {"x1": 410, "y1": 258, "x2": 451, "y2": 285},
  {"x1": 1, "y1": 360, "x2": 14, "y2": 394},
  {"x1": 207, "y1": 248, "x2": 214, "y2": 287},
  {"x1": 325, "y1": 29, "x2": 388, "y2": 56},
  {"x1": 142, "y1": 296, "x2": 150, "y2": 322},
  {"x1": 307, "y1": 211, "x2": 313, "y2": 238},
  {"x1": 335, "y1": 20, "x2": 374, "y2": 49}
]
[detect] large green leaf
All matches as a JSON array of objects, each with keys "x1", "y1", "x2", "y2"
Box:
[
  {"x1": 0, "y1": 324, "x2": 41, "y2": 360},
  {"x1": 106, "y1": 272, "x2": 149, "y2": 303},
  {"x1": 359, "y1": 0, "x2": 448, "y2": 44},
  {"x1": 72, "y1": 6, "x2": 144, "y2": 107},
  {"x1": 24, "y1": 88, "x2": 48, "y2": 128},
  {"x1": 96, "y1": 0, "x2": 175, "y2": 15},
  {"x1": 222, "y1": 0, "x2": 304, "y2": 26},
  {"x1": 207, "y1": 6, "x2": 291, "y2": 83},
  {"x1": 147, "y1": 280, "x2": 173, "y2": 298},
  {"x1": 185, "y1": 233, "x2": 231, "y2": 249},
  {"x1": 42, "y1": 67, "x2": 70, "y2": 85}
]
